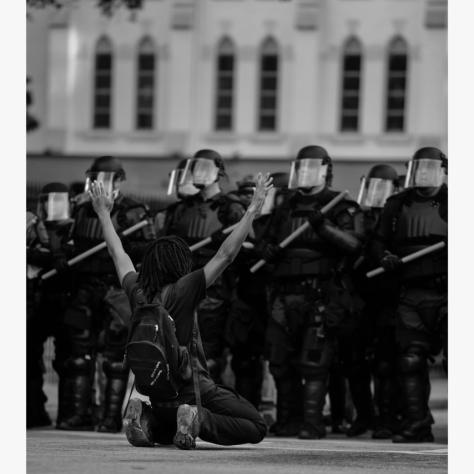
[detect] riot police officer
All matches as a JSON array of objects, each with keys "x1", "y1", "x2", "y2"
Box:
[
  {"x1": 225, "y1": 173, "x2": 288, "y2": 408},
  {"x1": 57, "y1": 156, "x2": 156, "y2": 432},
  {"x1": 352, "y1": 164, "x2": 401, "y2": 438},
  {"x1": 260, "y1": 145, "x2": 363, "y2": 439},
  {"x1": 27, "y1": 183, "x2": 74, "y2": 428},
  {"x1": 162, "y1": 149, "x2": 245, "y2": 382},
  {"x1": 371, "y1": 147, "x2": 447, "y2": 443}
]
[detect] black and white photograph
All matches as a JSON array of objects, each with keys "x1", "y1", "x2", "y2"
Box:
[{"x1": 20, "y1": 0, "x2": 456, "y2": 472}]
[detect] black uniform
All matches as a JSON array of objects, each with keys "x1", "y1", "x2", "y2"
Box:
[
  {"x1": 262, "y1": 187, "x2": 363, "y2": 438},
  {"x1": 163, "y1": 192, "x2": 245, "y2": 382},
  {"x1": 57, "y1": 194, "x2": 155, "y2": 432},
  {"x1": 27, "y1": 213, "x2": 74, "y2": 428},
  {"x1": 372, "y1": 184, "x2": 447, "y2": 442}
]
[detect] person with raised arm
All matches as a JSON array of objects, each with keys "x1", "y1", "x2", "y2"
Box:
[{"x1": 88, "y1": 172, "x2": 273, "y2": 450}]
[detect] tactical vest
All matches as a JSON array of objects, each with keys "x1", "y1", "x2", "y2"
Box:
[
  {"x1": 272, "y1": 190, "x2": 345, "y2": 279},
  {"x1": 393, "y1": 196, "x2": 447, "y2": 280},
  {"x1": 73, "y1": 197, "x2": 148, "y2": 275}
]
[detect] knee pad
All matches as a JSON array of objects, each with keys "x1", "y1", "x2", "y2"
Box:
[{"x1": 398, "y1": 348, "x2": 427, "y2": 374}]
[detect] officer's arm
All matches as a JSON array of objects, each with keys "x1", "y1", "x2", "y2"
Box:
[
  {"x1": 311, "y1": 203, "x2": 363, "y2": 255},
  {"x1": 369, "y1": 200, "x2": 395, "y2": 261}
]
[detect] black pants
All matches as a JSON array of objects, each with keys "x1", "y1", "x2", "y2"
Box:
[{"x1": 151, "y1": 386, "x2": 267, "y2": 446}]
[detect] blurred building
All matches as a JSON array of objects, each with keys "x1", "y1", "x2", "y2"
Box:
[{"x1": 27, "y1": 0, "x2": 447, "y2": 197}]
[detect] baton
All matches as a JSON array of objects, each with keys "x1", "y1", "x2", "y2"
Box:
[
  {"x1": 250, "y1": 190, "x2": 349, "y2": 273},
  {"x1": 41, "y1": 219, "x2": 149, "y2": 280},
  {"x1": 189, "y1": 223, "x2": 240, "y2": 252},
  {"x1": 366, "y1": 241, "x2": 446, "y2": 278}
]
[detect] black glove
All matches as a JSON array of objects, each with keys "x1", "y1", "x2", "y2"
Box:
[
  {"x1": 210, "y1": 230, "x2": 227, "y2": 246},
  {"x1": 262, "y1": 243, "x2": 283, "y2": 263},
  {"x1": 308, "y1": 208, "x2": 326, "y2": 230},
  {"x1": 380, "y1": 251, "x2": 402, "y2": 271},
  {"x1": 52, "y1": 252, "x2": 69, "y2": 274}
]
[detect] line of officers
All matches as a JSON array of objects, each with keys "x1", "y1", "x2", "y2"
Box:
[{"x1": 27, "y1": 145, "x2": 447, "y2": 444}]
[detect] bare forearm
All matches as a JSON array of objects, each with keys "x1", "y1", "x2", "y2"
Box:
[
  {"x1": 215, "y1": 208, "x2": 258, "y2": 264},
  {"x1": 97, "y1": 212, "x2": 125, "y2": 259}
]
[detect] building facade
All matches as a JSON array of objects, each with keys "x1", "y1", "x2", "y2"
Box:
[{"x1": 27, "y1": 0, "x2": 447, "y2": 197}]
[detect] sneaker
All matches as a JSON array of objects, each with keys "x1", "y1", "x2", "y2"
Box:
[
  {"x1": 123, "y1": 399, "x2": 155, "y2": 447},
  {"x1": 173, "y1": 404, "x2": 200, "y2": 450}
]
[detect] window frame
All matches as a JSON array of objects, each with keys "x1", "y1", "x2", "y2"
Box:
[
  {"x1": 257, "y1": 37, "x2": 279, "y2": 132},
  {"x1": 92, "y1": 36, "x2": 113, "y2": 130},
  {"x1": 384, "y1": 36, "x2": 409, "y2": 133},
  {"x1": 135, "y1": 36, "x2": 156, "y2": 131}
]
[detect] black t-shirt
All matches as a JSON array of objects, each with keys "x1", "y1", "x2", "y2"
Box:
[{"x1": 122, "y1": 269, "x2": 215, "y2": 401}]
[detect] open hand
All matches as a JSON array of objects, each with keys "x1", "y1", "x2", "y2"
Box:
[
  {"x1": 89, "y1": 181, "x2": 114, "y2": 216},
  {"x1": 247, "y1": 173, "x2": 273, "y2": 216}
]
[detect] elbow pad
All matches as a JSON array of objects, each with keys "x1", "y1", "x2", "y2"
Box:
[{"x1": 317, "y1": 222, "x2": 362, "y2": 254}]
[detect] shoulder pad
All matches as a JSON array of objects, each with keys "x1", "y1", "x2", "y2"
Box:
[{"x1": 385, "y1": 189, "x2": 412, "y2": 205}]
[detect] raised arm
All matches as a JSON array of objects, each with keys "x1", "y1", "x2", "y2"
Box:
[
  {"x1": 203, "y1": 173, "x2": 273, "y2": 287},
  {"x1": 89, "y1": 181, "x2": 135, "y2": 284}
]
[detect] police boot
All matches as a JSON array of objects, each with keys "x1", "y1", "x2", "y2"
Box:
[
  {"x1": 372, "y1": 376, "x2": 398, "y2": 439},
  {"x1": 346, "y1": 371, "x2": 375, "y2": 437},
  {"x1": 328, "y1": 370, "x2": 347, "y2": 434},
  {"x1": 392, "y1": 370, "x2": 434, "y2": 443},
  {"x1": 298, "y1": 378, "x2": 327, "y2": 439},
  {"x1": 57, "y1": 357, "x2": 94, "y2": 431},
  {"x1": 98, "y1": 377, "x2": 128, "y2": 433},
  {"x1": 55, "y1": 376, "x2": 74, "y2": 428},
  {"x1": 271, "y1": 378, "x2": 302, "y2": 437}
]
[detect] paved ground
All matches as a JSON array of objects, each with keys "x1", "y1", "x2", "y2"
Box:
[
  {"x1": 27, "y1": 421, "x2": 447, "y2": 474},
  {"x1": 28, "y1": 376, "x2": 447, "y2": 473}
]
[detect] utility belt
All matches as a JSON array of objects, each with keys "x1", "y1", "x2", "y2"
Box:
[
  {"x1": 273, "y1": 276, "x2": 332, "y2": 295},
  {"x1": 274, "y1": 249, "x2": 335, "y2": 279},
  {"x1": 403, "y1": 274, "x2": 447, "y2": 292}
]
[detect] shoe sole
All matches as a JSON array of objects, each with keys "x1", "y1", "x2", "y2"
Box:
[
  {"x1": 173, "y1": 406, "x2": 197, "y2": 450},
  {"x1": 123, "y1": 399, "x2": 154, "y2": 447}
]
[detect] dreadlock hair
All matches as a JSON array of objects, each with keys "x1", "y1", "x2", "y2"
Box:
[{"x1": 137, "y1": 235, "x2": 193, "y2": 303}]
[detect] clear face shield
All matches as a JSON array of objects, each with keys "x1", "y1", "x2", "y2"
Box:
[
  {"x1": 84, "y1": 171, "x2": 117, "y2": 198},
  {"x1": 167, "y1": 168, "x2": 199, "y2": 197},
  {"x1": 288, "y1": 158, "x2": 328, "y2": 190},
  {"x1": 180, "y1": 158, "x2": 219, "y2": 188},
  {"x1": 405, "y1": 159, "x2": 445, "y2": 188},
  {"x1": 37, "y1": 192, "x2": 70, "y2": 221},
  {"x1": 357, "y1": 177, "x2": 395, "y2": 208}
]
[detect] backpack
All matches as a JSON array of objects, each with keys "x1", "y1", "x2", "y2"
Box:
[{"x1": 123, "y1": 286, "x2": 192, "y2": 400}]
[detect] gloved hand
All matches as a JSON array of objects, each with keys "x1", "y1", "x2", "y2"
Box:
[
  {"x1": 52, "y1": 252, "x2": 69, "y2": 274},
  {"x1": 308, "y1": 208, "x2": 326, "y2": 230},
  {"x1": 380, "y1": 251, "x2": 402, "y2": 271},
  {"x1": 262, "y1": 243, "x2": 283, "y2": 263},
  {"x1": 210, "y1": 230, "x2": 227, "y2": 246}
]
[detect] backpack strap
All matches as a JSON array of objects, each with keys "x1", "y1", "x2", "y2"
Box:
[{"x1": 190, "y1": 310, "x2": 202, "y2": 423}]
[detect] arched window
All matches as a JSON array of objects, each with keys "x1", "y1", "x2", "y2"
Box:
[
  {"x1": 136, "y1": 36, "x2": 156, "y2": 130},
  {"x1": 340, "y1": 37, "x2": 362, "y2": 132},
  {"x1": 258, "y1": 37, "x2": 279, "y2": 131},
  {"x1": 385, "y1": 36, "x2": 408, "y2": 132},
  {"x1": 214, "y1": 37, "x2": 235, "y2": 131},
  {"x1": 93, "y1": 36, "x2": 113, "y2": 129}
]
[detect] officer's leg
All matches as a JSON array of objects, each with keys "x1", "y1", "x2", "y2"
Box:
[
  {"x1": 328, "y1": 359, "x2": 348, "y2": 433},
  {"x1": 197, "y1": 294, "x2": 228, "y2": 383},
  {"x1": 266, "y1": 294, "x2": 303, "y2": 436},
  {"x1": 231, "y1": 351, "x2": 263, "y2": 409},
  {"x1": 298, "y1": 336, "x2": 335, "y2": 440},
  {"x1": 372, "y1": 324, "x2": 399, "y2": 439},
  {"x1": 56, "y1": 356, "x2": 95, "y2": 430},
  {"x1": 98, "y1": 359, "x2": 129, "y2": 433},
  {"x1": 345, "y1": 332, "x2": 375, "y2": 437},
  {"x1": 56, "y1": 288, "x2": 96, "y2": 430}
]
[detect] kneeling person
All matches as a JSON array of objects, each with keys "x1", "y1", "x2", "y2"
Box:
[{"x1": 89, "y1": 174, "x2": 272, "y2": 449}]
